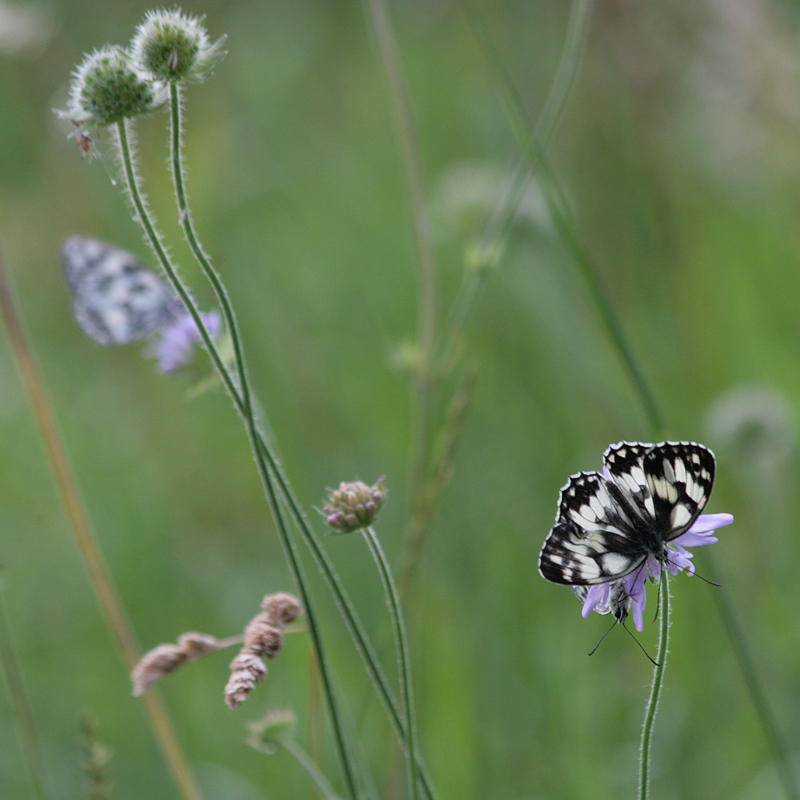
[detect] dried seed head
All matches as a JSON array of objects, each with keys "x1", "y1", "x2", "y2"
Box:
[
  {"x1": 323, "y1": 476, "x2": 387, "y2": 534},
  {"x1": 224, "y1": 653, "x2": 268, "y2": 710},
  {"x1": 224, "y1": 592, "x2": 302, "y2": 709},
  {"x1": 59, "y1": 45, "x2": 167, "y2": 128},
  {"x1": 130, "y1": 9, "x2": 226, "y2": 82},
  {"x1": 131, "y1": 632, "x2": 219, "y2": 696},
  {"x1": 260, "y1": 592, "x2": 302, "y2": 625},
  {"x1": 243, "y1": 613, "x2": 283, "y2": 658},
  {"x1": 246, "y1": 707, "x2": 296, "y2": 754}
]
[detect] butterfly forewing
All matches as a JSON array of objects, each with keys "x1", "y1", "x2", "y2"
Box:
[
  {"x1": 641, "y1": 442, "x2": 715, "y2": 539},
  {"x1": 62, "y1": 236, "x2": 180, "y2": 346},
  {"x1": 539, "y1": 441, "x2": 717, "y2": 587}
]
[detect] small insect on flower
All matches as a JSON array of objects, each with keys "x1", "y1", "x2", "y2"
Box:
[
  {"x1": 61, "y1": 236, "x2": 221, "y2": 372},
  {"x1": 539, "y1": 441, "x2": 733, "y2": 631}
]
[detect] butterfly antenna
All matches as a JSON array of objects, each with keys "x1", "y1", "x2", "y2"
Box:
[
  {"x1": 588, "y1": 620, "x2": 617, "y2": 656},
  {"x1": 621, "y1": 622, "x2": 660, "y2": 666},
  {"x1": 692, "y1": 570, "x2": 721, "y2": 587}
]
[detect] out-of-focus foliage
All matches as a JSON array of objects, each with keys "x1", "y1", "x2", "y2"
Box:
[{"x1": 1, "y1": 1, "x2": 799, "y2": 798}]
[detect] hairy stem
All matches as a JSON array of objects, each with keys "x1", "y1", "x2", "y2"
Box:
[
  {"x1": 639, "y1": 572, "x2": 670, "y2": 800},
  {"x1": 363, "y1": 527, "x2": 418, "y2": 800}
]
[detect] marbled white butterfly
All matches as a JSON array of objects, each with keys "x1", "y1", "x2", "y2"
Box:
[
  {"x1": 538, "y1": 441, "x2": 715, "y2": 587},
  {"x1": 61, "y1": 235, "x2": 182, "y2": 346}
]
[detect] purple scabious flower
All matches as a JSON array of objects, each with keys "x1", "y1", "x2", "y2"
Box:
[
  {"x1": 155, "y1": 310, "x2": 221, "y2": 373},
  {"x1": 579, "y1": 512, "x2": 734, "y2": 631}
]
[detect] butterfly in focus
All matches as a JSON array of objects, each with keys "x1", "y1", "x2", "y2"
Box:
[
  {"x1": 538, "y1": 441, "x2": 715, "y2": 588},
  {"x1": 61, "y1": 235, "x2": 183, "y2": 346}
]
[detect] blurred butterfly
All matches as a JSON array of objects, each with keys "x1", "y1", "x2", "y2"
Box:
[
  {"x1": 61, "y1": 235, "x2": 182, "y2": 346},
  {"x1": 61, "y1": 235, "x2": 222, "y2": 373}
]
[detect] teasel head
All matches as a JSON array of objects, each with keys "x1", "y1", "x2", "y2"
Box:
[{"x1": 130, "y1": 8, "x2": 226, "y2": 83}]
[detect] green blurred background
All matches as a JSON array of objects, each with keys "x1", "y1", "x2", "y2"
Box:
[{"x1": 1, "y1": 0, "x2": 799, "y2": 798}]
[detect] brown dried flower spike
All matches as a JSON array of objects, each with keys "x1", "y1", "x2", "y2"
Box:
[
  {"x1": 224, "y1": 592, "x2": 302, "y2": 710},
  {"x1": 131, "y1": 632, "x2": 220, "y2": 696}
]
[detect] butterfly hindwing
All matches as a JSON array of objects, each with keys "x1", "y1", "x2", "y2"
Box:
[
  {"x1": 62, "y1": 236, "x2": 180, "y2": 346},
  {"x1": 539, "y1": 472, "x2": 646, "y2": 586}
]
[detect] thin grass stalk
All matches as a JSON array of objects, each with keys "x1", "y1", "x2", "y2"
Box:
[
  {"x1": 639, "y1": 572, "x2": 670, "y2": 799},
  {"x1": 704, "y1": 552, "x2": 800, "y2": 800},
  {"x1": 363, "y1": 527, "x2": 418, "y2": 800},
  {"x1": 0, "y1": 574, "x2": 50, "y2": 800},
  {"x1": 443, "y1": 0, "x2": 594, "y2": 360},
  {"x1": 0, "y1": 233, "x2": 203, "y2": 800},
  {"x1": 465, "y1": 7, "x2": 664, "y2": 438},
  {"x1": 115, "y1": 118, "x2": 361, "y2": 800},
  {"x1": 162, "y1": 90, "x2": 441, "y2": 800},
  {"x1": 362, "y1": 0, "x2": 440, "y2": 580}
]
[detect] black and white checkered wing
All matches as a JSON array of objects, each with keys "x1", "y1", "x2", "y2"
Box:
[
  {"x1": 62, "y1": 236, "x2": 180, "y2": 346},
  {"x1": 604, "y1": 441, "x2": 715, "y2": 542},
  {"x1": 538, "y1": 471, "x2": 647, "y2": 586}
]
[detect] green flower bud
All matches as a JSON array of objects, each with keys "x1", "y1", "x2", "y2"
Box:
[
  {"x1": 130, "y1": 9, "x2": 226, "y2": 83},
  {"x1": 245, "y1": 708, "x2": 296, "y2": 754},
  {"x1": 60, "y1": 45, "x2": 166, "y2": 127}
]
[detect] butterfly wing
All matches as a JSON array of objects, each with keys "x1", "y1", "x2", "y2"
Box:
[
  {"x1": 538, "y1": 471, "x2": 648, "y2": 586},
  {"x1": 604, "y1": 441, "x2": 715, "y2": 542},
  {"x1": 62, "y1": 236, "x2": 180, "y2": 346}
]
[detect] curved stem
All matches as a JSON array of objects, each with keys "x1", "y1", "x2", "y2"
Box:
[
  {"x1": 116, "y1": 118, "x2": 360, "y2": 800},
  {"x1": 363, "y1": 527, "x2": 418, "y2": 800},
  {"x1": 168, "y1": 83, "x2": 253, "y2": 428},
  {"x1": 282, "y1": 737, "x2": 342, "y2": 800},
  {"x1": 639, "y1": 572, "x2": 670, "y2": 799}
]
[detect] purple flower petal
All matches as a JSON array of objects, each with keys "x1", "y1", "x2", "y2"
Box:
[
  {"x1": 686, "y1": 513, "x2": 734, "y2": 534},
  {"x1": 581, "y1": 584, "x2": 610, "y2": 618},
  {"x1": 624, "y1": 570, "x2": 647, "y2": 631},
  {"x1": 155, "y1": 310, "x2": 221, "y2": 373}
]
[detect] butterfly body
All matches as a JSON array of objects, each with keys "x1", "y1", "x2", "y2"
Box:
[{"x1": 539, "y1": 441, "x2": 715, "y2": 587}]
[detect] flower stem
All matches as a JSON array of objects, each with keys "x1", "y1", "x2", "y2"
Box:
[
  {"x1": 161, "y1": 91, "x2": 440, "y2": 800},
  {"x1": 639, "y1": 572, "x2": 670, "y2": 799},
  {"x1": 363, "y1": 527, "x2": 419, "y2": 800},
  {"x1": 282, "y1": 737, "x2": 343, "y2": 800},
  {"x1": 116, "y1": 117, "x2": 361, "y2": 800},
  {"x1": 0, "y1": 230, "x2": 203, "y2": 800}
]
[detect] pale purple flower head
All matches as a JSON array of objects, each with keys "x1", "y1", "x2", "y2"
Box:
[
  {"x1": 578, "y1": 512, "x2": 734, "y2": 631},
  {"x1": 154, "y1": 310, "x2": 221, "y2": 373}
]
